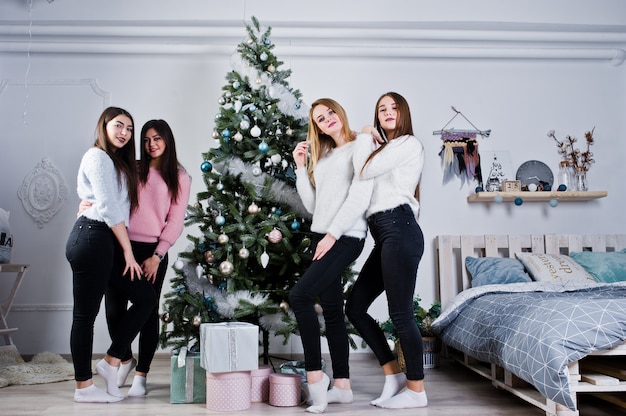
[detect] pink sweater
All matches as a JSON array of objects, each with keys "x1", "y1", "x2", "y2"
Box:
[{"x1": 128, "y1": 167, "x2": 192, "y2": 256}]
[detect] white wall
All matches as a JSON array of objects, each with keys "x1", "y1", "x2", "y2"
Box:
[{"x1": 0, "y1": 0, "x2": 625, "y2": 356}]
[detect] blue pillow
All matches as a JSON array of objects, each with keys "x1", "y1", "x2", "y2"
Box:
[
  {"x1": 569, "y1": 249, "x2": 626, "y2": 283},
  {"x1": 465, "y1": 256, "x2": 532, "y2": 287}
]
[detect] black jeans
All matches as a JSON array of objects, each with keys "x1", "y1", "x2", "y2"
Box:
[
  {"x1": 105, "y1": 241, "x2": 167, "y2": 374},
  {"x1": 289, "y1": 234, "x2": 365, "y2": 379},
  {"x1": 66, "y1": 217, "x2": 118, "y2": 382},
  {"x1": 346, "y1": 204, "x2": 425, "y2": 381},
  {"x1": 104, "y1": 242, "x2": 160, "y2": 364}
]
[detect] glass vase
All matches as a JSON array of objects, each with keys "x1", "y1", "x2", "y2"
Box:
[{"x1": 574, "y1": 168, "x2": 588, "y2": 191}]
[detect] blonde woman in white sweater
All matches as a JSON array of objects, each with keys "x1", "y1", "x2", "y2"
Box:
[
  {"x1": 346, "y1": 92, "x2": 427, "y2": 409},
  {"x1": 290, "y1": 98, "x2": 373, "y2": 413}
]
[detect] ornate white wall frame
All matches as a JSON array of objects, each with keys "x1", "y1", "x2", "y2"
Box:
[
  {"x1": 0, "y1": 78, "x2": 110, "y2": 104},
  {"x1": 17, "y1": 157, "x2": 69, "y2": 228}
]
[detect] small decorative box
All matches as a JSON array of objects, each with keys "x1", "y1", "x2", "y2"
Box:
[
  {"x1": 206, "y1": 371, "x2": 251, "y2": 412},
  {"x1": 200, "y1": 322, "x2": 259, "y2": 373},
  {"x1": 170, "y1": 348, "x2": 206, "y2": 404},
  {"x1": 250, "y1": 364, "x2": 273, "y2": 402},
  {"x1": 269, "y1": 373, "x2": 302, "y2": 407}
]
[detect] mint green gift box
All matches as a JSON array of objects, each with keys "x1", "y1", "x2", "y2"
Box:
[{"x1": 170, "y1": 350, "x2": 206, "y2": 404}]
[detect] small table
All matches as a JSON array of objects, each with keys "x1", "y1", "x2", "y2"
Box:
[{"x1": 0, "y1": 264, "x2": 29, "y2": 346}]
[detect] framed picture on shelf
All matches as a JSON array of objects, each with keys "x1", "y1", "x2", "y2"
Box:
[{"x1": 481, "y1": 151, "x2": 514, "y2": 192}]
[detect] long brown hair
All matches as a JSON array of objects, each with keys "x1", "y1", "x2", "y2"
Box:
[
  {"x1": 306, "y1": 98, "x2": 353, "y2": 187},
  {"x1": 362, "y1": 92, "x2": 420, "y2": 201},
  {"x1": 138, "y1": 119, "x2": 186, "y2": 203},
  {"x1": 93, "y1": 106, "x2": 139, "y2": 212}
]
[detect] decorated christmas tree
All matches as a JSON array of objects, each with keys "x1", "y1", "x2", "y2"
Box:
[{"x1": 159, "y1": 17, "x2": 328, "y2": 356}]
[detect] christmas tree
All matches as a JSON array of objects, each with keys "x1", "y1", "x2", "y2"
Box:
[{"x1": 159, "y1": 17, "x2": 322, "y2": 356}]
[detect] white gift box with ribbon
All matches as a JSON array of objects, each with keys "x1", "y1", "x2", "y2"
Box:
[{"x1": 199, "y1": 322, "x2": 259, "y2": 373}]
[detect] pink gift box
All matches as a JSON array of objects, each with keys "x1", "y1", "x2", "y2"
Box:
[
  {"x1": 269, "y1": 373, "x2": 303, "y2": 407},
  {"x1": 206, "y1": 371, "x2": 251, "y2": 412},
  {"x1": 250, "y1": 365, "x2": 273, "y2": 403}
]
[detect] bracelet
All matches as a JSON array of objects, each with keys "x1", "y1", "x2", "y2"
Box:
[{"x1": 154, "y1": 252, "x2": 164, "y2": 261}]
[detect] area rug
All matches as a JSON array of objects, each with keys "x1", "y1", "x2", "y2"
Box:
[{"x1": 0, "y1": 345, "x2": 74, "y2": 387}]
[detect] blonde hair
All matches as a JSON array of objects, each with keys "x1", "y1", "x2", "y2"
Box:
[{"x1": 306, "y1": 98, "x2": 353, "y2": 187}]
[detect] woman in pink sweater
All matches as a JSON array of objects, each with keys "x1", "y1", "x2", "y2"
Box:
[{"x1": 103, "y1": 119, "x2": 191, "y2": 396}]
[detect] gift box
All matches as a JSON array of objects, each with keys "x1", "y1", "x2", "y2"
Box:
[
  {"x1": 200, "y1": 322, "x2": 259, "y2": 373},
  {"x1": 170, "y1": 348, "x2": 206, "y2": 404},
  {"x1": 206, "y1": 371, "x2": 251, "y2": 411},
  {"x1": 269, "y1": 373, "x2": 303, "y2": 407},
  {"x1": 250, "y1": 364, "x2": 273, "y2": 402}
]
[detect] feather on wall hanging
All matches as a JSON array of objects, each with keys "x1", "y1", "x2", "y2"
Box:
[{"x1": 433, "y1": 106, "x2": 491, "y2": 187}]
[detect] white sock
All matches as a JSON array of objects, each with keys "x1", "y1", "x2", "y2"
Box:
[
  {"x1": 127, "y1": 375, "x2": 147, "y2": 397},
  {"x1": 377, "y1": 388, "x2": 428, "y2": 409},
  {"x1": 74, "y1": 384, "x2": 124, "y2": 403},
  {"x1": 117, "y1": 358, "x2": 136, "y2": 387},
  {"x1": 95, "y1": 359, "x2": 123, "y2": 398},
  {"x1": 305, "y1": 373, "x2": 330, "y2": 414},
  {"x1": 370, "y1": 372, "x2": 407, "y2": 406},
  {"x1": 326, "y1": 386, "x2": 353, "y2": 404}
]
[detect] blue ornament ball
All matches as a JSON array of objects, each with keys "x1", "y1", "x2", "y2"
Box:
[
  {"x1": 290, "y1": 220, "x2": 301, "y2": 231},
  {"x1": 264, "y1": 37, "x2": 271, "y2": 46},
  {"x1": 475, "y1": 186, "x2": 484, "y2": 193},
  {"x1": 494, "y1": 195, "x2": 504, "y2": 204},
  {"x1": 260, "y1": 52, "x2": 268, "y2": 61},
  {"x1": 221, "y1": 129, "x2": 231, "y2": 138},
  {"x1": 549, "y1": 198, "x2": 559, "y2": 208},
  {"x1": 232, "y1": 81, "x2": 240, "y2": 89},
  {"x1": 201, "y1": 161, "x2": 212, "y2": 172},
  {"x1": 557, "y1": 184, "x2": 567, "y2": 191},
  {"x1": 543, "y1": 184, "x2": 551, "y2": 191},
  {"x1": 514, "y1": 197, "x2": 523, "y2": 206},
  {"x1": 215, "y1": 215, "x2": 225, "y2": 226},
  {"x1": 258, "y1": 141, "x2": 269, "y2": 153},
  {"x1": 274, "y1": 209, "x2": 282, "y2": 216}
]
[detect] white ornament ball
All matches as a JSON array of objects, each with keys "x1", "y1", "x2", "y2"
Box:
[
  {"x1": 528, "y1": 183, "x2": 538, "y2": 192},
  {"x1": 234, "y1": 132, "x2": 243, "y2": 142},
  {"x1": 219, "y1": 260, "x2": 234, "y2": 275},
  {"x1": 268, "y1": 64, "x2": 275, "y2": 73},
  {"x1": 248, "y1": 202, "x2": 260, "y2": 214},
  {"x1": 174, "y1": 259, "x2": 184, "y2": 270},
  {"x1": 218, "y1": 234, "x2": 229, "y2": 245},
  {"x1": 252, "y1": 167, "x2": 262, "y2": 176},
  {"x1": 238, "y1": 248, "x2": 250, "y2": 259},
  {"x1": 192, "y1": 315, "x2": 202, "y2": 327},
  {"x1": 270, "y1": 154, "x2": 282, "y2": 164},
  {"x1": 250, "y1": 125, "x2": 262, "y2": 138},
  {"x1": 240, "y1": 120, "x2": 250, "y2": 130},
  {"x1": 286, "y1": 128, "x2": 293, "y2": 136},
  {"x1": 280, "y1": 301, "x2": 289, "y2": 311}
]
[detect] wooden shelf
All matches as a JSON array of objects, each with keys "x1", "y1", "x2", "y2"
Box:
[{"x1": 467, "y1": 191, "x2": 608, "y2": 203}]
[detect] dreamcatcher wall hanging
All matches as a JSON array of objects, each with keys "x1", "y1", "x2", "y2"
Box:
[{"x1": 434, "y1": 106, "x2": 491, "y2": 187}]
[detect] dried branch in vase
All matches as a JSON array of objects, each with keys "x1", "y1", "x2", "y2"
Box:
[{"x1": 547, "y1": 128, "x2": 595, "y2": 172}]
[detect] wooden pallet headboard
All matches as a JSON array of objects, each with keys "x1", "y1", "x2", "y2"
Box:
[{"x1": 436, "y1": 234, "x2": 626, "y2": 309}]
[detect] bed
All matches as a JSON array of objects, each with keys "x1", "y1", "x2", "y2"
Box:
[{"x1": 431, "y1": 234, "x2": 626, "y2": 416}]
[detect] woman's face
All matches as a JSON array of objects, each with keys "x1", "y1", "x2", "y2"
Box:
[
  {"x1": 312, "y1": 104, "x2": 343, "y2": 137},
  {"x1": 106, "y1": 115, "x2": 133, "y2": 150},
  {"x1": 143, "y1": 127, "x2": 166, "y2": 161},
  {"x1": 377, "y1": 95, "x2": 398, "y2": 133}
]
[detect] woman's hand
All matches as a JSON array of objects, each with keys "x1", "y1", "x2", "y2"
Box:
[
  {"x1": 292, "y1": 141, "x2": 308, "y2": 169},
  {"x1": 142, "y1": 256, "x2": 160, "y2": 283},
  {"x1": 361, "y1": 125, "x2": 385, "y2": 145},
  {"x1": 77, "y1": 200, "x2": 93, "y2": 217},
  {"x1": 123, "y1": 249, "x2": 143, "y2": 281},
  {"x1": 313, "y1": 233, "x2": 337, "y2": 261}
]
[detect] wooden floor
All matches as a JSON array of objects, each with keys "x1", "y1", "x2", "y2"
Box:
[{"x1": 0, "y1": 354, "x2": 621, "y2": 416}]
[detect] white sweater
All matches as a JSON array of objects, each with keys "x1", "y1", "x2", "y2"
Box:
[
  {"x1": 295, "y1": 135, "x2": 373, "y2": 239},
  {"x1": 76, "y1": 147, "x2": 130, "y2": 227},
  {"x1": 356, "y1": 134, "x2": 424, "y2": 219}
]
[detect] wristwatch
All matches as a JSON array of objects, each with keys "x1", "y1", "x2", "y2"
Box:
[{"x1": 154, "y1": 252, "x2": 164, "y2": 261}]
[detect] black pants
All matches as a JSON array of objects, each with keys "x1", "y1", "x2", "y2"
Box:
[
  {"x1": 289, "y1": 234, "x2": 364, "y2": 380},
  {"x1": 66, "y1": 217, "x2": 117, "y2": 382},
  {"x1": 346, "y1": 204, "x2": 425, "y2": 381},
  {"x1": 105, "y1": 241, "x2": 165, "y2": 373}
]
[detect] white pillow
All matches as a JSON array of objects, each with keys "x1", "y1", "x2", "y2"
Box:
[{"x1": 515, "y1": 252, "x2": 595, "y2": 283}]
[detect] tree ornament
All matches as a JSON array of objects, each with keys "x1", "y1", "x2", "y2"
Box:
[
  {"x1": 219, "y1": 260, "x2": 234, "y2": 275},
  {"x1": 267, "y1": 64, "x2": 275, "y2": 73},
  {"x1": 260, "y1": 52, "x2": 268, "y2": 61},
  {"x1": 218, "y1": 96, "x2": 226, "y2": 105},
  {"x1": 212, "y1": 130, "x2": 220, "y2": 140},
  {"x1": 252, "y1": 166, "x2": 262, "y2": 176},
  {"x1": 234, "y1": 100, "x2": 242, "y2": 113},
  {"x1": 218, "y1": 234, "x2": 229, "y2": 244},
  {"x1": 290, "y1": 220, "x2": 301, "y2": 231},
  {"x1": 201, "y1": 161, "x2": 212, "y2": 172},
  {"x1": 221, "y1": 129, "x2": 231, "y2": 138},
  {"x1": 215, "y1": 215, "x2": 226, "y2": 226},
  {"x1": 234, "y1": 132, "x2": 243, "y2": 142},
  {"x1": 274, "y1": 208, "x2": 282, "y2": 216},
  {"x1": 204, "y1": 250, "x2": 215, "y2": 263},
  {"x1": 250, "y1": 125, "x2": 262, "y2": 138},
  {"x1": 255, "y1": 78, "x2": 262, "y2": 85},
  {"x1": 260, "y1": 250, "x2": 270, "y2": 268},
  {"x1": 549, "y1": 198, "x2": 559, "y2": 208},
  {"x1": 280, "y1": 301, "x2": 289, "y2": 311},
  {"x1": 160, "y1": 311, "x2": 171, "y2": 323},
  {"x1": 240, "y1": 120, "x2": 250, "y2": 130},
  {"x1": 258, "y1": 141, "x2": 269, "y2": 153},
  {"x1": 232, "y1": 80, "x2": 240, "y2": 89},
  {"x1": 270, "y1": 154, "x2": 282, "y2": 164},
  {"x1": 248, "y1": 202, "x2": 260, "y2": 214},
  {"x1": 514, "y1": 197, "x2": 524, "y2": 206},
  {"x1": 264, "y1": 37, "x2": 272, "y2": 46},
  {"x1": 285, "y1": 127, "x2": 293, "y2": 136},
  {"x1": 216, "y1": 182, "x2": 224, "y2": 191},
  {"x1": 173, "y1": 259, "x2": 184, "y2": 270},
  {"x1": 192, "y1": 315, "x2": 202, "y2": 327},
  {"x1": 268, "y1": 228, "x2": 283, "y2": 243},
  {"x1": 238, "y1": 247, "x2": 250, "y2": 259}
]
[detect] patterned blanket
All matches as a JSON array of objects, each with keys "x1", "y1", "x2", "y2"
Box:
[{"x1": 431, "y1": 281, "x2": 626, "y2": 410}]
